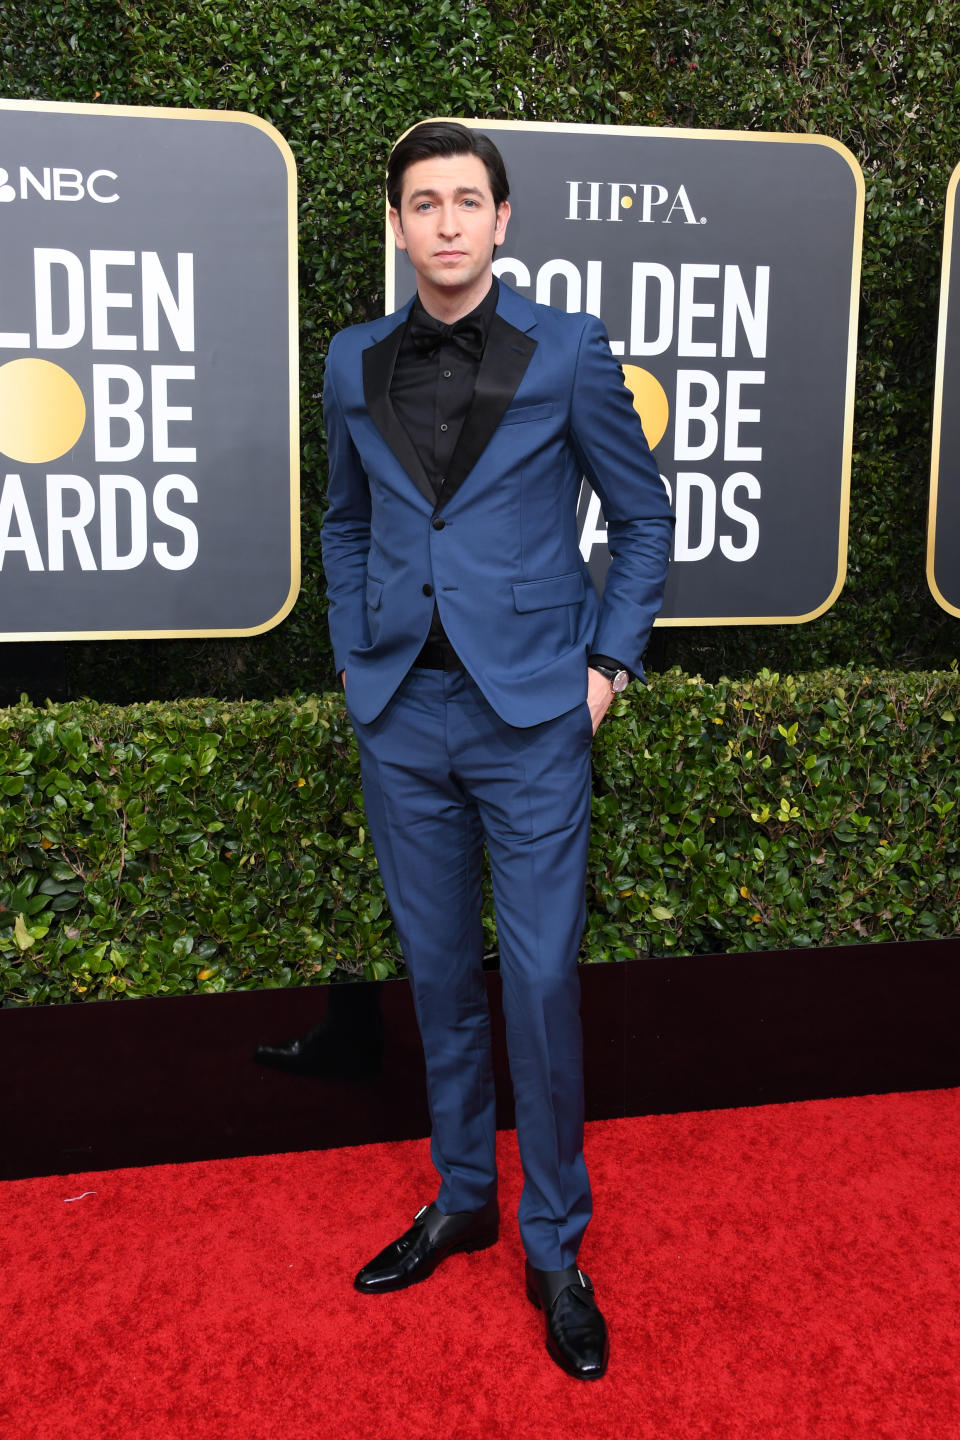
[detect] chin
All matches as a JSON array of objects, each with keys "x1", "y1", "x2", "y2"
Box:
[{"x1": 430, "y1": 272, "x2": 470, "y2": 289}]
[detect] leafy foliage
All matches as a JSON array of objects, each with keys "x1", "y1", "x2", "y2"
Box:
[
  {"x1": 3, "y1": 668, "x2": 958, "y2": 1006},
  {"x1": 0, "y1": 690, "x2": 395, "y2": 1004},
  {"x1": 587, "y1": 665, "x2": 960, "y2": 959}
]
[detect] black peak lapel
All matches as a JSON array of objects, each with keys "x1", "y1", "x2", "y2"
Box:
[
  {"x1": 362, "y1": 322, "x2": 436, "y2": 507},
  {"x1": 439, "y1": 312, "x2": 537, "y2": 509}
]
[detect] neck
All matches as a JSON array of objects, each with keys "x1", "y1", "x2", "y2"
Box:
[{"x1": 417, "y1": 272, "x2": 494, "y2": 325}]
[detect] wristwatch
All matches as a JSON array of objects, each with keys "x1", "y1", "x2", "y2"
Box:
[{"x1": 589, "y1": 659, "x2": 630, "y2": 693}]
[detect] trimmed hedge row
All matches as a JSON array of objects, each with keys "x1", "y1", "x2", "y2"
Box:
[{"x1": 2, "y1": 668, "x2": 958, "y2": 1007}]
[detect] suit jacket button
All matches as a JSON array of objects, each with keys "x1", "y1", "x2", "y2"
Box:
[
  {"x1": 422, "y1": 583, "x2": 434, "y2": 596},
  {"x1": 432, "y1": 517, "x2": 445, "y2": 530}
]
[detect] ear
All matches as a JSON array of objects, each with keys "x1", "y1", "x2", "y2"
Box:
[
  {"x1": 388, "y1": 206, "x2": 407, "y2": 252},
  {"x1": 494, "y1": 200, "x2": 511, "y2": 247}
]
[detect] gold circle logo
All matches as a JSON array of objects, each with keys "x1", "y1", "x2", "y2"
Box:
[
  {"x1": 621, "y1": 364, "x2": 669, "y2": 450},
  {"x1": 0, "y1": 358, "x2": 86, "y2": 464}
]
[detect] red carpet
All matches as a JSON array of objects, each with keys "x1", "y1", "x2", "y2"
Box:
[{"x1": 2, "y1": 1089, "x2": 959, "y2": 1439}]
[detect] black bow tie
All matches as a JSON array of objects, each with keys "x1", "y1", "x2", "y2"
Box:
[{"x1": 408, "y1": 309, "x2": 486, "y2": 361}]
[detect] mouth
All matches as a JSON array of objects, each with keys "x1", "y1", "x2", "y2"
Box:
[{"x1": 434, "y1": 250, "x2": 466, "y2": 261}]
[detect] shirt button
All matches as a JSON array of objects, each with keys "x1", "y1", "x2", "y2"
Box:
[
  {"x1": 422, "y1": 583, "x2": 434, "y2": 596},
  {"x1": 439, "y1": 423, "x2": 449, "y2": 432},
  {"x1": 443, "y1": 370, "x2": 453, "y2": 378},
  {"x1": 432, "y1": 517, "x2": 445, "y2": 530}
]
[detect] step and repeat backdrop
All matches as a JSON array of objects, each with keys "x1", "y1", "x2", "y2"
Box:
[{"x1": 0, "y1": 99, "x2": 298, "y2": 641}]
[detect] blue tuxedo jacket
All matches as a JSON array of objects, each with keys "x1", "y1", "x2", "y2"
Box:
[{"x1": 321, "y1": 281, "x2": 673, "y2": 727}]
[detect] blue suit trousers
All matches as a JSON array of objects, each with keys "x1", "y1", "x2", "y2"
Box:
[{"x1": 348, "y1": 665, "x2": 594, "y2": 1269}]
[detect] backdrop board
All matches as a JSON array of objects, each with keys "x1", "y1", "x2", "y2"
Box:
[
  {"x1": 387, "y1": 119, "x2": 864, "y2": 625},
  {"x1": 928, "y1": 162, "x2": 960, "y2": 618},
  {"x1": 0, "y1": 99, "x2": 298, "y2": 640}
]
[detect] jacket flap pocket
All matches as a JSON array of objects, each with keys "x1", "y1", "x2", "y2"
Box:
[
  {"x1": 365, "y1": 576, "x2": 384, "y2": 610},
  {"x1": 512, "y1": 571, "x2": 585, "y2": 612},
  {"x1": 498, "y1": 401, "x2": 555, "y2": 426}
]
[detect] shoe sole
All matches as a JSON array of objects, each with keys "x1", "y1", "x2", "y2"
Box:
[{"x1": 354, "y1": 1227, "x2": 499, "y2": 1295}]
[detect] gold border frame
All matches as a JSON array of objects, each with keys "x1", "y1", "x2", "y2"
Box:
[
  {"x1": 0, "y1": 97, "x2": 299, "y2": 642},
  {"x1": 927, "y1": 161, "x2": 960, "y2": 618},
  {"x1": 385, "y1": 117, "x2": 864, "y2": 627}
]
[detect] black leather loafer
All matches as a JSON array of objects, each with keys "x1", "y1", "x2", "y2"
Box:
[
  {"x1": 525, "y1": 1261, "x2": 609, "y2": 1380},
  {"x1": 253, "y1": 1017, "x2": 383, "y2": 1078},
  {"x1": 354, "y1": 1199, "x2": 499, "y2": 1294}
]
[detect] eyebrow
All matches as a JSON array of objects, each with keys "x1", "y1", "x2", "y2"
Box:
[{"x1": 406, "y1": 185, "x2": 486, "y2": 201}]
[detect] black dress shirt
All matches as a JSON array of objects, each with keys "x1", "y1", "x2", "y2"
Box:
[
  {"x1": 391, "y1": 279, "x2": 499, "y2": 503},
  {"x1": 391, "y1": 281, "x2": 499, "y2": 662}
]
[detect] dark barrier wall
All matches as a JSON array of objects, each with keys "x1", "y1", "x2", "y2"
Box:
[{"x1": 3, "y1": 940, "x2": 958, "y2": 1180}]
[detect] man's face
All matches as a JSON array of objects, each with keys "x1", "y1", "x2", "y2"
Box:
[{"x1": 389, "y1": 153, "x2": 510, "y2": 304}]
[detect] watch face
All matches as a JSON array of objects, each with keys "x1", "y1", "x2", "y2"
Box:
[{"x1": 612, "y1": 670, "x2": 629, "y2": 693}]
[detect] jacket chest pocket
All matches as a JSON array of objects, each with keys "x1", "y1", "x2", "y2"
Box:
[{"x1": 498, "y1": 401, "x2": 556, "y2": 426}]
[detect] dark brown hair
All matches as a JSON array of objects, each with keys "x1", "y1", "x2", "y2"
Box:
[{"x1": 386, "y1": 121, "x2": 510, "y2": 211}]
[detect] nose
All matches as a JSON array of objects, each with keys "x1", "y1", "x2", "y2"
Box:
[{"x1": 437, "y1": 202, "x2": 460, "y2": 237}]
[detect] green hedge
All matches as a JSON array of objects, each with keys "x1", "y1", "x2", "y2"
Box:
[{"x1": 3, "y1": 668, "x2": 958, "y2": 1007}]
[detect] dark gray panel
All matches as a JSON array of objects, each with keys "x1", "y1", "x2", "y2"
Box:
[{"x1": 0, "y1": 102, "x2": 296, "y2": 636}]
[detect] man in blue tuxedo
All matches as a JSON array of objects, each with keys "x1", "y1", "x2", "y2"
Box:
[{"x1": 321, "y1": 121, "x2": 673, "y2": 1380}]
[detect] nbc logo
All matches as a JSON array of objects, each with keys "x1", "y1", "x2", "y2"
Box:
[{"x1": 0, "y1": 166, "x2": 119, "y2": 203}]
